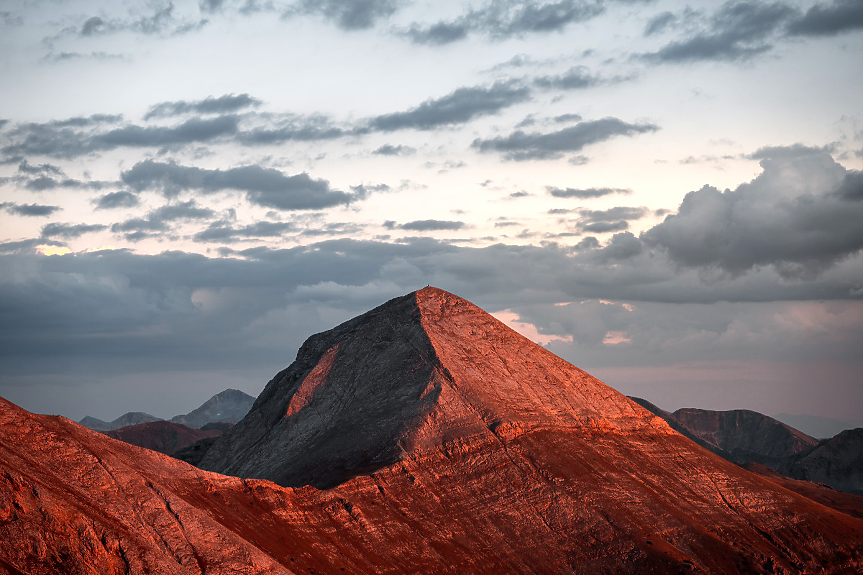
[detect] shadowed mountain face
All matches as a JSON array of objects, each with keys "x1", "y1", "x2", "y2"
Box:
[
  {"x1": 3, "y1": 287, "x2": 863, "y2": 574},
  {"x1": 171, "y1": 389, "x2": 255, "y2": 429},
  {"x1": 776, "y1": 429, "x2": 863, "y2": 496},
  {"x1": 103, "y1": 421, "x2": 222, "y2": 455}
]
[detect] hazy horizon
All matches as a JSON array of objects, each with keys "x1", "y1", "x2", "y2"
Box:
[{"x1": 1, "y1": 0, "x2": 861, "y2": 423}]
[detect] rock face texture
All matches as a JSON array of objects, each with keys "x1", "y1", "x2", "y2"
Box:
[
  {"x1": 171, "y1": 389, "x2": 255, "y2": 429},
  {"x1": 3, "y1": 287, "x2": 863, "y2": 574},
  {"x1": 104, "y1": 421, "x2": 222, "y2": 455},
  {"x1": 79, "y1": 411, "x2": 161, "y2": 431}
]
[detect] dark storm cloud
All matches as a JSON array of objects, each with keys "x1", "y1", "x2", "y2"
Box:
[
  {"x1": 384, "y1": 220, "x2": 466, "y2": 231},
  {"x1": 93, "y1": 191, "x2": 141, "y2": 210},
  {"x1": 1, "y1": 115, "x2": 238, "y2": 158},
  {"x1": 547, "y1": 186, "x2": 631, "y2": 198},
  {"x1": 0, "y1": 202, "x2": 62, "y2": 217},
  {"x1": 641, "y1": 147, "x2": 863, "y2": 278},
  {"x1": 787, "y1": 0, "x2": 863, "y2": 36},
  {"x1": 40, "y1": 222, "x2": 108, "y2": 239},
  {"x1": 372, "y1": 144, "x2": 416, "y2": 156},
  {"x1": 472, "y1": 117, "x2": 659, "y2": 161},
  {"x1": 369, "y1": 81, "x2": 531, "y2": 131},
  {"x1": 641, "y1": 0, "x2": 799, "y2": 63},
  {"x1": 291, "y1": 0, "x2": 400, "y2": 30},
  {"x1": 121, "y1": 160, "x2": 361, "y2": 210},
  {"x1": 194, "y1": 221, "x2": 298, "y2": 243},
  {"x1": 405, "y1": 0, "x2": 606, "y2": 45},
  {"x1": 144, "y1": 94, "x2": 262, "y2": 120}
]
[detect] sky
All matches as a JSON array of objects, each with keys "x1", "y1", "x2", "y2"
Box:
[{"x1": 1, "y1": 0, "x2": 862, "y2": 428}]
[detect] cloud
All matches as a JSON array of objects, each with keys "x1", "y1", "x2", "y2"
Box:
[
  {"x1": 372, "y1": 144, "x2": 416, "y2": 156},
  {"x1": 93, "y1": 191, "x2": 141, "y2": 210},
  {"x1": 2, "y1": 115, "x2": 238, "y2": 158},
  {"x1": 237, "y1": 114, "x2": 350, "y2": 145},
  {"x1": 0, "y1": 202, "x2": 62, "y2": 217},
  {"x1": 405, "y1": 0, "x2": 606, "y2": 44},
  {"x1": 547, "y1": 186, "x2": 632, "y2": 198},
  {"x1": 787, "y1": 0, "x2": 863, "y2": 36},
  {"x1": 641, "y1": 146, "x2": 863, "y2": 278},
  {"x1": 76, "y1": 2, "x2": 201, "y2": 38},
  {"x1": 292, "y1": 0, "x2": 400, "y2": 30},
  {"x1": 404, "y1": 21, "x2": 470, "y2": 45},
  {"x1": 40, "y1": 222, "x2": 108, "y2": 239},
  {"x1": 644, "y1": 11, "x2": 676, "y2": 36},
  {"x1": 111, "y1": 200, "x2": 216, "y2": 240},
  {"x1": 121, "y1": 159, "x2": 363, "y2": 210},
  {"x1": 472, "y1": 117, "x2": 659, "y2": 160},
  {"x1": 533, "y1": 66, "x2": 601, "y2": 90},
  {"x1": 384, "y1": 220, "x2": 465, "y2": 231},
  {"x1": 194, "y1": 221, "x2": 298, "y2": 243},
  {"x1": 369, "y1": 81, "x2": 531, "y2": 131},
  {"x1": 199, "y1": 0, "x2": 227, "y2": 14},
  {"x1": 641, "y1": 0, "x2": 799, "y2": 63},
  {"x1": 144, "y1": 94, "x2": 262, "y2": 120}
]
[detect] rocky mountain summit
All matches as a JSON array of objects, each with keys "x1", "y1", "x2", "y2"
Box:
[
  {"x1": 3, "y1": 287, "x2": 863, "y2": 574},
  {"x1": 171, "y1": 388, "x2": 255, "y2": 429}
]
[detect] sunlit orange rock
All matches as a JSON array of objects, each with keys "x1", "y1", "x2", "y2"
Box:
[{"x1": 2, "y1": 287, "x2": 863, "y2": 574}]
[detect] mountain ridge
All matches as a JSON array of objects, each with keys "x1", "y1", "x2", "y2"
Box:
[{"x1": 4, "y1": 287, "x2": 863, "y2": 573}]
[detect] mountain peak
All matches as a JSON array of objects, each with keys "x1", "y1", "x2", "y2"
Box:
[{"x1": 200, "y1": 288, "x2": 665, "y2": 487}]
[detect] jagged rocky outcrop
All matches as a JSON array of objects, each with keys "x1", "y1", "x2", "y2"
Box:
[
  {"x1": 171, "y1": 389, "x2": 255, "y2": 429},
  {"x1": 79, "y1": 411, "x2": 161, "y2": 431},
  {"x1": 3, "y1": 287, "x2": 863, "y2": 574},
  {"x1": 104, "y1": 421, "x2": 222, "y2": 456}
]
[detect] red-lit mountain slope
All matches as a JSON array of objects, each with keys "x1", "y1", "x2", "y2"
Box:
[{"x1": 2, "y1": 287, "x2": 863, "y2": 574}]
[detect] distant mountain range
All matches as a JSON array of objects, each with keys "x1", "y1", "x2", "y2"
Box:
[
  {"x1": 79, "y1": 388, "x2": 255, "y2": 431},
  {"x1": 631, "y1": 397, "x2": 863, "y2": 496},
  {"x1": 78, "y1": 411, "x2": 162, "y2": 432}
]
